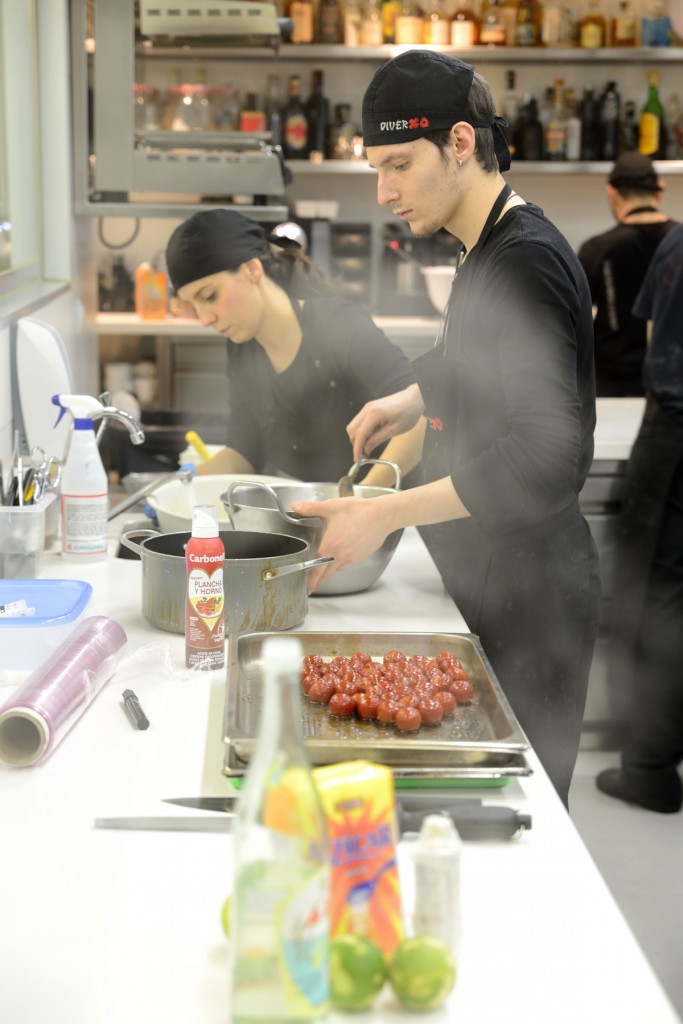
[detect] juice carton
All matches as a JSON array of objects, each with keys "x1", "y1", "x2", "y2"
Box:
[
  {"x1": 134, "y1": 262, "x2": 167, "y2": 320},
  {"x1": 313, "y1": 760, "x2": 404, "y2": 954}
]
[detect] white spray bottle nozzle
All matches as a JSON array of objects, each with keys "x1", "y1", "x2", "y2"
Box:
[{"x1": 52, "y1": 394, "x2": 105, "y2": 429}]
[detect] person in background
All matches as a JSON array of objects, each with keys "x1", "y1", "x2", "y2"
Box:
[
  {"x1": 292, "y1": 51, "x2": 601, "y2": 809},
  {"x1": 165, "y1": 209, "x2": 425, "y2": 487},
  {"x1": 597, "y1": 223, "x2": 683, "y2": 814},
  {"x1": 577, "y1": 152, "x2": 677, "y2": 397}
]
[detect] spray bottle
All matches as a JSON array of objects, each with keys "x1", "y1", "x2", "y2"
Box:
[
  {"x1": 52, "y1": 394, "x2": 108, "y2": 563},
  {"x1": 410, "y1": 813, "x2": 462, "y2": 953},
  {"x1": 185, "y1": 505, "x2": 225, "y2": 670}
]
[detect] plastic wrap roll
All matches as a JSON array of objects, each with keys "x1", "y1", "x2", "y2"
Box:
[{"x1": 0, "y1": 615, "x2": 127, "y2": 766}]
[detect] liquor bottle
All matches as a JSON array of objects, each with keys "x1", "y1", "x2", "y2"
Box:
[
  {"x1": 228, "y1": 635, "x2": 330, "y2": 1024},
  {"x1": 640, "y1": 0, "x2": 673, "y2": 47},
  {"x1": 639, "y1": 70, "x2": 666, "y2": 159},
  {"x1": 342, "y1": 0, "x2": 362, "y2": 43},
  {"x1": 423, "y1": 0, "x2": 451, "y2": 44},
  {"x1": 479, "y1": 0, "x2": 507, "y2": 45},
  {"x1": 565, "y1": 88, "x2": 582, "y2": 161},
  {"x1": 450, "y1": 0, "x2": 479, "y2": 45},
  {"x1": 318, "y1": 0, "x2": 342, "y2": 42},
  {"x1": 611, "y1": 0, "x2": 637, "y2": 46},
  {"x1": 381, "y1": 0, "x2": 402, "y2": 41},
  {"x1": 282, "y1": 75, "x2": 309, "y2": 160},
  {"x1": 360, "y1": 0, "x2": 385, "y2": 44},
  {"x1": 265, "y1": 74, "x2": 284, "y2": 149},
  {"x1": 545, "y1": 77, "x2": 568, "y2": 161},
  {"x1": 498, "y1": 0, "x2": 519, "y2": 45},
  {"x1": 578, "y1": 0, "x2": 606, "y2": 47},
  {"x1": 540, "y1": 0, "x2": 571, "y2": 46},
  {"x1": 518, "y1": 95, "x2": 544, "y2": 160},
  {"x1": 620, "y1": 100, "x2": 639, "y2": 152},
  {"x1": 599, "y1": 80, "x2": 621, "y2": 162},
  {"x1": 664, "y1": 93, "x2": 683, "y2": 159},
  {"x1": 500, "y1": 69, "x2": 521, "y2": 158},
  {"x1": 329, "y1": 103, "x2": 358, "y2": 159},
  {"x1": 305, "y1": 69, "x2": 330, "y2": 159},
  {"x1": 580, "y1": 85, "x2": 601, "y2": 160},
  {"x1": 289, "y1": 0, "x2": 315, "y2": 43},
  {"x1": 394, "y1": 0, "x2": 424, "y2": 43},
  {"x1": 240, "y1": 91, "x2": 266, "y2": 133},
  {"x1": 514, "y1": 0, "x2": 541, "y2": 45}
]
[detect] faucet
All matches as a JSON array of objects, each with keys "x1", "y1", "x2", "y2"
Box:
[{"x1": 95, "y1": 391, "x2": 146, "y2": 446}]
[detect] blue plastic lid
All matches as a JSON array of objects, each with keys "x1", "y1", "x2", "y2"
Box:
[{"x1": 0, "y1": 579, "x2": 93, "y2": 627}]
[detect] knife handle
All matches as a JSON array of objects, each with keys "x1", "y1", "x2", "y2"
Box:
[{"x1": 397, "y1": 804, "x2": 531, "y2": 841}]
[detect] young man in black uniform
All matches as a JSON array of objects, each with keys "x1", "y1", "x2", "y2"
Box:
[
  {"x1": 578, "y1": 153, "x2": 677, "y2": 397},
  {"x1": 294, "y1": 51, "x2": 601, "y2": 809},
  {"x1": 597, "y1": 223, "x2": 683, "y2": 814}
]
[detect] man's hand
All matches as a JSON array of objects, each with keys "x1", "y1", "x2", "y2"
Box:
[
  {"x1": 347, "y1": 384, "x2": 425, "y2": 463},
  {"x1": 291, "y1": 496, "x2": 393, "y2": 593}
]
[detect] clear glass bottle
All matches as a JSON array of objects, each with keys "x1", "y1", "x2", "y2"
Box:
[
  {"x1": 134, "y1": 83, "x2": 160, "y2": 131},
  {"x1": 423, "y1": 0, "x2": 451, "y2": 44},
  {"x1": 394, "y1": 0, "x2": 425, "y2": 43},
  {"x1": 342, "y1": 0, "x2": 363, "y2": 44},
  {"x1": 479, "y1": 0, "x2": 507, "y2": 45},
  {"x1": 360, "y1": 0, "x2": 385, "y2": 45},
  {"x1": 265, "y1": 74, "x2": 284, "y2": 148},
  {"x1": 565, "y1": 88, "x2": 582, "y2": 160},
  {"x1": 330, "y1": 103, "x2": 359, "y2": 159},
  {"x1": 450, "y1": 0, "x2": 479, "y2": 45},
  {"x1": 540, "y1": 0, "x2": 572, "y2": 45},
  {"x1": 498, "y1": 0, "x2": 519, "y2": 44},
  {"x1": 500, "y1": 69, "x2": 521, "y2": 158},
  {"x1": 229, "y1": 636, "x2": 330, "y2": 1024}
]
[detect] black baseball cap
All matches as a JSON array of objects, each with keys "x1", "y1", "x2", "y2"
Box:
[
  {"x1": 608, "y1": 152, "x2": 660, "y2": 191},
  {"x1": 166, "y1": 209, "x2": 270, "y2": 292},
  {"x1": 361, "y1": 50, "x2": 511, "y2": 171}
]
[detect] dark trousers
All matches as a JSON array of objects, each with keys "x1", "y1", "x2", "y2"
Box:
[{"x1": 438, "y1": 517, "x2": 602, "y2": 809}]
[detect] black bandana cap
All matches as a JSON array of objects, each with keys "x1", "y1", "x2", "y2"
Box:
[
  {"x1": 361, "y1": 50, "x2": 511, "y2": 173},
  {"x1": 166, "y1": 209, "x2": 283, "y2": 292}
]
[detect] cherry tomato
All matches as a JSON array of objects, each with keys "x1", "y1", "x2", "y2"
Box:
[
  {"x1": 355, "y1": 692, "x2": 380, "y2": 720},
  {"x1": 308, "y1": 678, "x2": 335, "y2": 704},
  {"x1": 435, "y1": 690, "x2": 457, "y2": 716},
  {"x1": 452, "y1": 678, "x2": 475, "y2": 703},
  {"x1": 418, "y1": 697, "x2": 444, "y2": 726},
  {"x1": 329, "y1": 691, "x2": 356, "y2": 717},
  {"x1": 377, "y1": 699, "x2": 400, "y2": 724},
  {"x1": 395, "y1": 706, "x2": 422, "y2": 732}
]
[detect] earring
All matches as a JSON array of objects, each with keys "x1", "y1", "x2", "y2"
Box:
[{"x1": 458, "y1": 159, "x2": 463, "y2": 168}]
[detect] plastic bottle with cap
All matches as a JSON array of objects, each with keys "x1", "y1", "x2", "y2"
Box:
[
  {"x1": 185, "y1": 504, "x2": 225, "y2": 670},
  {"x1": 52, "y1": 394, "x2": 108, "y2": 563},
  {"x1": 410, "y1": 813, "x2": 462, "y2": 952}
]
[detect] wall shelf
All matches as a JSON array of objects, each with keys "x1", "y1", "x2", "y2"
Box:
[{"x1": 286, "y1": 159, "x2": 683, "y2": 175}]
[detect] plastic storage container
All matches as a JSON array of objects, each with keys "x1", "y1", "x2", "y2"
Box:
[
  {"x1": 0, "y1": 579, "x2": 93, "y2": 670},
  {"x1": 0, "y1": 493, "x2": 57, "y2": 579}
]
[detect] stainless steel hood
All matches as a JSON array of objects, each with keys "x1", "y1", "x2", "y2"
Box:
[{"x1": 70, "y1": 0, "x2": 289, "y2": 220}]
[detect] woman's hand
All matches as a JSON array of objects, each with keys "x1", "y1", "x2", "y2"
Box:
[
  {"x1": 290, "y1": 496, "x2": 394, "y2": 593},
  {"x1": 347, "y1": 384, "x2": 425, "y2": 463}
]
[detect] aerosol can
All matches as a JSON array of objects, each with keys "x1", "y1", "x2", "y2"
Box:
[{"x1": 52, "y1": 394, "x2": 108, "y2": 563}]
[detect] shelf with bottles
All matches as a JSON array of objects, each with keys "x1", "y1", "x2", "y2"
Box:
[
  {"x1": 134, "y1": 42, "x2": 683, "y2": 62},
  {"x1": 286, "y1": 157, "x2": 683, "y2": 172}
]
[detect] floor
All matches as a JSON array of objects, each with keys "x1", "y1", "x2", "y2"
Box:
[{"x1": 569, "y1": 750, "x2": 683, "y2": 1021}]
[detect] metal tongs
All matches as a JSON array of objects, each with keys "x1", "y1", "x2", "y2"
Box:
[{"x1": 337, "y1": 456, "x2": 403, "y2": 497}]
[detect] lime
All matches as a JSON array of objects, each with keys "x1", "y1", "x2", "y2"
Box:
[
  {"x1": 220, "y1": 893, "x2": 232, "y2": 939},
  {"x1": 329, "y1": 934, "x2": 387, "y2": 1011},
  {"x1": 388, "y1": 935, "x2": 456, "y2": 1011}
]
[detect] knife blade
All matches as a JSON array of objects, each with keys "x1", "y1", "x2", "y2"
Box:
[
  {"x1": 163, "y1": 796, "x2": 239, "y2": 813},
  {"x1": 94, "y1": 816, "x2": 234, "y2": 832}
]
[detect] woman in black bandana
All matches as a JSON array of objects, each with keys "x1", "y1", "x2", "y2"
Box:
[
  {"x1": 165, "y1": 209, "x2": 423, "y2": 485},
  {"x1": 294, "y1": 52, "x2": 601, "y2": 808}
]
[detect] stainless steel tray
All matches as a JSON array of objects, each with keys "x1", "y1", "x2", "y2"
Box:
[{"x1": 223, "y1": 631, "x2": 530, "y2": 778}]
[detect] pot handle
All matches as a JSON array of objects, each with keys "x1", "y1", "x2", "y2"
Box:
[
  {"x1": 119, "y1": 528, "x2": 161, "y2": 558},
  {"x1": 222, "y1": 480, "x2": 320, "y2": 529},
  {"x1": 348, "y1": 457, "x2": 402, "y2": 491},
  {"x1": 261, "y1": 555, "x2": 334, "y2": 581}
]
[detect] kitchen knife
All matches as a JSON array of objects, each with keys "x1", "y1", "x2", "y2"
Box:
[
  {"x1": 161, "y1": 796, "x2": 531, "y2": 841},
  {"x1": 95, "y1": 816, "x2": 233, "y2": 832}
]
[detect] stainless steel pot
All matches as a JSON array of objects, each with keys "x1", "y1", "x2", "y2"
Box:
[
  {"x1": 118, "y1": 529, "x2": 331, "y2": 635},
  {"x1": 221, "y1": 460, "x2": 403, "y2": 596}
]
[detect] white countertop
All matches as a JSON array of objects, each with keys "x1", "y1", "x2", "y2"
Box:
[{"x1": 0, "y1": 527, "x2": 678, "y2": 1024}]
